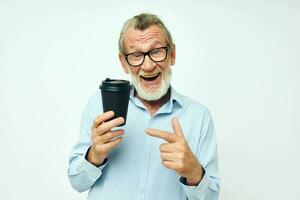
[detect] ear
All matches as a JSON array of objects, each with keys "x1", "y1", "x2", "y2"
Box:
[
  {"x1": 170, "y1": 43, "x2": 176, "y2": 65},
  {"x1": 119, "y1": 53, "x2": 129, "y2": 74}
]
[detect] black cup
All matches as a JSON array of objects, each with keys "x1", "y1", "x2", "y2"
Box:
[{"x1": 100, "y1": 78, "x2": 131, "y2": 126}]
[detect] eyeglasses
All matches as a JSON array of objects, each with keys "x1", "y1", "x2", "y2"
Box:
[{"x1": 124, "y1": 46, "x2": 169, "y2": 67}]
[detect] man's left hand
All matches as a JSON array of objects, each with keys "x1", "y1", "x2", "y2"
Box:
[{"x1": 146, "y1": 117, "x2": 203, "y2": 186}]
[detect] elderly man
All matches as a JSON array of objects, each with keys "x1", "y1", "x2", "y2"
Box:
[{"x1": 68, "y1": 13, "x2": 220, "y2": 200}]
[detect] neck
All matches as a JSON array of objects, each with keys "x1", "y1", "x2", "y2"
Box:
[{"x1": 135, "y1": 88, "x2": 171, "y2": 116}]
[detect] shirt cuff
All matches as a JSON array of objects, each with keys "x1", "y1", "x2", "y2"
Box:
[
  {"x1": 179, "y1": 170, "x2": 210, "y2": 198},
  {"x1": 76, "y1": 150, "x2": 108, "y2": 181}
]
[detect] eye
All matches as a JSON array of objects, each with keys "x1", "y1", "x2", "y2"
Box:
[
  {"x1": 150, "y1": 48, "x2": 161, "y2": 55},
  {"x1": 130, "y1": 52, "x2": 143, "y2": 59},
  {"x1": 128, "y1": 52, "x2": 143, "y2": 62},
  {"x1": 134, "y1": 53, "x2": 142, "y2": 57}
]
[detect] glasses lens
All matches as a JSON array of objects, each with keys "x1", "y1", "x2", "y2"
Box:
[
  {"x1": 149, "y1": 47, "x2": 167, "y2": 62},
  {"x1": 127, "y1": 52, "x2": 143, "y2": 66}
]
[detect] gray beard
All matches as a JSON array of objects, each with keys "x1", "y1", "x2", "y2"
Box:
[{"x1": 129, "y1": 67, "x2": 172, "y2": 101}]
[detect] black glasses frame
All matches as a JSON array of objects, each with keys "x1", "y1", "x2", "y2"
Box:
[{"x1": 124, "y1": 46, "x2": 169, "y2": 67}]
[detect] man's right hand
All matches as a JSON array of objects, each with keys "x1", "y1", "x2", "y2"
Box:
[{"x1": 87, "y1": 111, "x2": 124, "y2": 166}]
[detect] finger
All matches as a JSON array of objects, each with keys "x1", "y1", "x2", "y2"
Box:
[
  {"x1": 159, "y1": 143, "x2": 180, "y2": 152},
  {"x1": 162, "y1": 160, "x2": 179, "y2": 170},
  {"x1": 172, "y1": 117, "x2": 185, "y2": 138},
  {"x1": 160, "y1": 152, "x2": 178, "y2": 162},
  {"x1": 93, "y1": 111, "x2": 115, "y2": 128},
  {"x1": 100, "y1": 129, "x2": 124, "y2": 143},
  {"x1": 146, "y1": 128, "x2": 176, "y2": 143},
  {"x1": 96, "y1": 117, "x2": 125, "y2": 135},
  {"x1": 102, "y1": 137, "x2": 123, "y2": 151}
]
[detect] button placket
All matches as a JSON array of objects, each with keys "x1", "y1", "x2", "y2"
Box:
[{"x1": 136, "y1": 113, "x2": 152, "y2": 200}]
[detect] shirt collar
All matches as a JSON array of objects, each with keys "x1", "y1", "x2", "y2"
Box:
[
  {"x1": 129, "y1": 85, "x2": 184, "y2": 111},
  {"x1": 169, "y1": 85, "x2": 184, "y2": 108}
]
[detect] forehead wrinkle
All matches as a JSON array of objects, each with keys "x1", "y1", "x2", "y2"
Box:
[
  {"x1": 128, "y1": 40, "x2": 164, "y2": 50},
  {"x1": 127, "y1": 33, "x2": 163, "y2": 44},
  {"x1": 124, "y1": 26, "x2": 166, "y2": 51}
]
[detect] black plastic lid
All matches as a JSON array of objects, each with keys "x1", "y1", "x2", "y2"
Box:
[{"x1": 100, "y1": 78, "x2": 131, "y2": 92}]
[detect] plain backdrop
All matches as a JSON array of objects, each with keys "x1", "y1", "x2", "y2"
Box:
[{"x1": 0, "y1": 0, "x2": 299, "y2": 199}]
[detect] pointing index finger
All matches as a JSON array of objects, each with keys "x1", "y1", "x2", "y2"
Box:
[{"x1": 146, "y1": 128, "x2": 176, "y2": 143}]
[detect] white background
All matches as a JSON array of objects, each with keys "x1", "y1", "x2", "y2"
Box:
[{"x1": 0, "y1": 0, "x2": 299, "y2": 199}]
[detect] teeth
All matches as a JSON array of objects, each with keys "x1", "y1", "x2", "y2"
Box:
[{"x1": 142, "y1": 73, "x2": 160, "y2": 78}]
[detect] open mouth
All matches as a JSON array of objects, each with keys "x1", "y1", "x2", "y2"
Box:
[{"x1": 140, "y1": 72, "x2": 161, "y2": 81}]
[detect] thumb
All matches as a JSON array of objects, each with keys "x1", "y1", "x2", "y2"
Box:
[{"x1": 172, "y1": 117, "x2": 185, "y2": 137}]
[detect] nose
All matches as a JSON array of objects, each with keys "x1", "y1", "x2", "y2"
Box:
[{"x1": 141, "y1": 55, "x2": 156, "y2": 72}]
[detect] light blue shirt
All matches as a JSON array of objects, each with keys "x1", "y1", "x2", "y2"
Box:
[{"x1": 68, "y1": 86, "x2": 220, "y2": 200}]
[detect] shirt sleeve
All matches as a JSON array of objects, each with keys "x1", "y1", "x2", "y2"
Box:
[
  {"x1": 179, "y1": 109, "x2": 220, "y2": 200},
  {"x1": 67, "y1": 94, "x2": 107, "y2": 193}
]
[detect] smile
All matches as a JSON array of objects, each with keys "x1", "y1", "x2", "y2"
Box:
[{"x1": 140, "y1": 72, "x2": 161, "y2": 81}]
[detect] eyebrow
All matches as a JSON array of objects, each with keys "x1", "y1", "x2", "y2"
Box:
[{"x1": 127, "y1": 41, "x2": 165, "y2": 53}]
